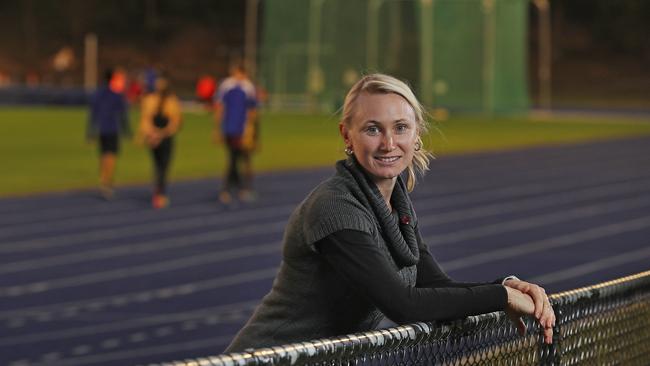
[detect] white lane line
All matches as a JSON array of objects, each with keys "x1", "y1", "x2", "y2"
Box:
[
  {"x1": 153, "y1": 326, "x2": 174, "y2": 338},
  {"x1": 0, "y1": 204, "x2": 214, "y2": 239},
  {"x1": 416, "y1": 144, "x2": 650, "y2": 190},
  {"x1": 4, "y1": 152, "x2": 648, "y2": 243},
  {"x1": 1, "y1": 142, "x2": 647, "y2": 230},
  {"x1": 528, "y1": 246, "x2": 650, "y2": 285},
  {"x1": 418, "y1": 177, "x2": 650, "y2": 227},
  {"x1": 0, "y1": 268, "x2": 274, "y2": 320},
  {"x1": 416, "y1": 166, "x2": 650, "y2": 212},
  {"x1": 424, "y1": 194, "x2": 650, "y2": 247},
  {"x1": 4, "y1": 189, "x2": 650, "y2": 296},
  {"x1": 0, "y1": 240, "x2": 281, "y2": 297},
  {"x1": 23, "y1": 335, "x2": 234, "y2": 366},
  {"x1": 0, "y1": 205, "x2": 292, "y2": 254},
  {"x1": 71, "y1": 345, "x2": 92, "y2": 356},
  {"x1": 41, "y1": 352, "x2": 62, "y2": 362},
  {"x1": 0, "y1": 170, "x2": 322, "y2": 223},
  {"x1": 100, "y1": 338, "x2": 120, "y2": 350},
  {"x1": 0, "y1": 300, "x2": 256, "y2": 346},
  {"x1": 129, "y1": 332, "x2": 148, "y2": 343},
  {"x1": 5, "y1": 174, "x2": 649, "y2": 275},
  {"x1": 441, "y1": 215, "x2": 650, "y2": 271},
  {"x1": 8, "y1": 359, "x2": 30, "y2": 366},
  {"x1": 0, "y1": 220, "x2": 286, "y2": 274},
  {"x1": 414, "y1": 149, "x2": 650, "y2": 197},
  {"x1": 0, "y1": 201, "x2": 141, "y2": 226},
  {"x1": 181, "y1": 321, "x2": 198, "y2": 331}
]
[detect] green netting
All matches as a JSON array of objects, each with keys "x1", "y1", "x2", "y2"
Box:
[{"x1": 259, "y1": 0, "x2": 529, "y2": 113}]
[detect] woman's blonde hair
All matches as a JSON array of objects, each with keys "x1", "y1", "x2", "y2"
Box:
[{"x1": 341, "y1": 73, "x2": 432, "y2": 191}]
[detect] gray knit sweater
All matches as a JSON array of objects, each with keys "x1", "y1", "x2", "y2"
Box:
[{"x1": 225, "y1": 157, "x2": 427, "y2": 352}]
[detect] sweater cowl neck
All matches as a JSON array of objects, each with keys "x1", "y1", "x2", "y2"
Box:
[{"x1": 336, "y1": 157, "x2": 419, "y2": 267}]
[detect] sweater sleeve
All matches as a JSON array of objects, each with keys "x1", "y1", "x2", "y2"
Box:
[{"x1": 315, "y1": 229, "x2": 508, "y2": 324}]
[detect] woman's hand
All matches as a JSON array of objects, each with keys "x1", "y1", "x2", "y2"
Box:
[
  {"x1": 145, "y1": 130, "x2": 163, "y2": 148},
  {"x1": 504, "y1": 279, "x2": 555, "y2": 337},
  {"x1": 504, "y1": 283, "x2": 554, "y2": 344}
]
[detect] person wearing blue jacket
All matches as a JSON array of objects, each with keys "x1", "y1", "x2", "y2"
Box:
[{"x1": 87, "y1": 68, "x2": 130, "y2": 200}]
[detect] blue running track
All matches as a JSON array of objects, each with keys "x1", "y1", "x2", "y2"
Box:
[{"x1": 1, "y1": 136, "x2": 649, "y2": 366}]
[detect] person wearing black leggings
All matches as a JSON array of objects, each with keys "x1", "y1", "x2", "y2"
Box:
[
  {"x1": 213, "y1": 61, "x2": 258, "y2": 204},
  {"x1": 139, "y1": 75, "x2": 182, "y2": 209}
]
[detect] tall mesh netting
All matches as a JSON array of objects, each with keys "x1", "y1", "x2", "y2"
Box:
[{"x1": 259, "y1": 0, "x2": 529, "y2": 113}]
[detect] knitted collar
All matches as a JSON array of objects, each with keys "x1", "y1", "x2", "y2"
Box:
[{"x1": 336, "y1": 157, "x2": 419, "y2": 267}]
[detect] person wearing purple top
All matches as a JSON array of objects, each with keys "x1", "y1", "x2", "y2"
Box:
[
  {"x1": 213, "y1": 61, "x2": 258, "y2": 204},
  {"x1": 87, "y1": 68, "x2": 130, "y2": 199}
]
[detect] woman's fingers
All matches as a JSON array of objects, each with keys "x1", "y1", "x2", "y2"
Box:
[
  {"x1": 543, "y1": 323, "x2": 553, "y2": 344},
  {"x1": 506, "y1": 308, "x2": 527, "y2": 336},
  {"x1": 505, "y1": 283, "x2": 556, "y2": 344},
  {"x1": 541, "y1": 298, "x2": 556, "y2": 328},
  {"x1": 504, "y1": 280, "x2": 549, "y2": 320}
]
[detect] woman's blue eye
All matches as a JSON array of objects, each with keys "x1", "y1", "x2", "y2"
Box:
[
  {"x1": 366, "y1": 126, "x2": 380, "y2": 135},
  {"x1": 396, "y1": 124, "x2": 409, "y2": 133}
]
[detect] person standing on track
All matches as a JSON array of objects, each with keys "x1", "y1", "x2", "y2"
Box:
[
  {"x1": 87, "y1": 68, "x2": 131, "y2": 200},
  {"x1": 225, "y1": 73, "x2": 555, "y2": 352},
  {"x1": 139, "y1": 74, "x2": 182, "y2": 209},
  {"x1": 212, "y1": 61, "x2": 258, "y2": 204}
]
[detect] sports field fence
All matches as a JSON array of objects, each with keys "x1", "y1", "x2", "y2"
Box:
[{"x1": 151, "y1": 270, "x2": 650, "y2": 366}]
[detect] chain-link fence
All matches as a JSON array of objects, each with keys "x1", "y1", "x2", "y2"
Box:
[{"x1": 151, "y1": 270, "x2": 650, "y2": 366}]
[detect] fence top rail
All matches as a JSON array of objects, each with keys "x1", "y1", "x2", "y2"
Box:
[{"x1": 153, "y1": 270, "x2": 650, "y2": 366}]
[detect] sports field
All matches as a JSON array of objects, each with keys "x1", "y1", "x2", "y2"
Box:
[{"x1": 3, "y1": 106, "x2": 650, "y2": 196}]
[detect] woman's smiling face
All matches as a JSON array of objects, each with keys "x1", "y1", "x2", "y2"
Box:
[{"x1": 340, "y1": 92, "x2": 418, "y2": 188}]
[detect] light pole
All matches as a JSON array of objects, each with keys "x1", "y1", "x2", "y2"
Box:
[
  {"x1": 534, "y1": 0, "x2": 552, "y2": 111},
  {"x1": 245, "y1": 0, "x2": 259, "y2": 79},
  {"x1": 366, "y1": 0, "x2": 382, "y2": 71},
  {"x1": 419, "y1": 0, "x2": 434, "y2": 107},
  {"x1": 482, "y1": 0, "x2": 496, "y2": 114},
  {"x1": 307, "y1": 0, "x2": 326, "y2": 106},
  {"x1": 84, "y1": 33, "x2": 98, "y2": 91}
]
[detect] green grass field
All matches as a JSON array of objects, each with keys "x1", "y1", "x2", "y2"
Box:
[{"x1": 2, "y1": 106, "x2": 650, "y2": 197}]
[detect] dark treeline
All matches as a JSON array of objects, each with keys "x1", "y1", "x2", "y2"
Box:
[
  {"x1": 0, "y1": 0, "x2": 247, "y2": 87},
  {"x1": 555, "y1": 0, "x2": 650, "y2": 57}
]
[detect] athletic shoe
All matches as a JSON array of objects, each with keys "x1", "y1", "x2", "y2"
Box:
[
  {"x1": 152, "y1": 194, "x2": 169, "y2": 209},
  {"x1": 99, "y1": 185, "x2": 114, "y2": 201},
  {"x1": 238, "y1": 189, "x2": 257, "y2": 202},
  {"x1": 218, "y1": 191, "x2": 233, "y2": 205}
]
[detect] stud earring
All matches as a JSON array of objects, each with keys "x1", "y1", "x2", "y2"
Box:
[{"x1": 345, "y1": 146, "x2": 354, "y2": 156}]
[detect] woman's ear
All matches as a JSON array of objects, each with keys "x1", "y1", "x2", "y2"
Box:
[{"x1": 339, "y1": 122, "x2": 350, "y2": 146}]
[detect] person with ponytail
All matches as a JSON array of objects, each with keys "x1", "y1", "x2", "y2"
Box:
[
  {"x1": 225, "y1": 73, "x2": 554, "y2": 352},
  {"x1": 139, "y1": 74, "x2": 182, "y2": 209}
]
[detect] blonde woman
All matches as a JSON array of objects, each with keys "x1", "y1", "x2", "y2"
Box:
[{"x1": 226, "y1": 74, "x2": 554, "y2": 352}]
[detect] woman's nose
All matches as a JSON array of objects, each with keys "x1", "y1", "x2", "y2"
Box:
[{"x1": 381, "y1": 133, "x2": 396, "y2": 151}]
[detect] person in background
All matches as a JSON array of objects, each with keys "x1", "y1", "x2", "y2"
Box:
[
  {"x1": 225, "y1": 73, "x2": 555, "y2": 352},
  {"x1": 196, "y1": 74, "x2": 217, "y2": 109},
  {"x1": 126, "y1": 71, "x2": 144, "y2": 105},
  {"x1": 87, "y1": 68, "x2": 130, "y2": 200},
  {"x1": 143, "y1": 65, "x2": 158, "y2": 94},
  {"x1": 212, "y1": 61, "x2": 258, "y2": 204},
  {"x1": 139, "y1": 74, "x2": 182, "y2": 209}
]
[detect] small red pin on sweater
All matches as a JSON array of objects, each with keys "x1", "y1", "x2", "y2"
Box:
[{"x1": 400, "y1": 215, "x2": 411, "y2": 225}]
